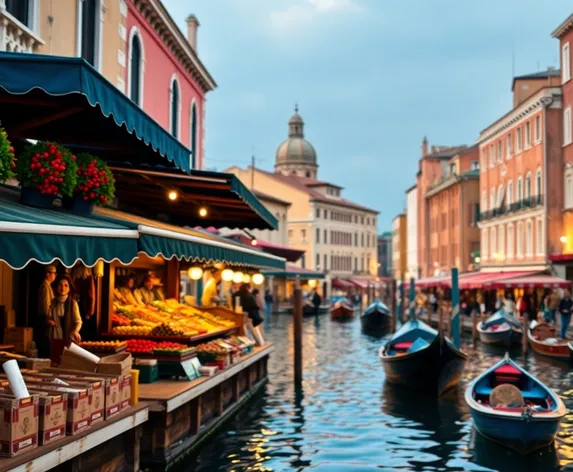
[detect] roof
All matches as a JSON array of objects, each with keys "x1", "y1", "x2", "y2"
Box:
[
  {"x1": 253, "y1": 190, "x2": 292, "y2": 207},
  {"x1": 460, "y1": 169, "x2": 480, "y2": 178},
  {"x1": 511, "y1": 69, "x2": 561, "y2": 90},
  {"x1": 255, "y1": 168, "x2": 378, "y2": 214},
  {"x1": 263, "y1": 263, "x2": 325, "y2": 279},
  {"x1": 423, "y1": 146, "x2": 468, "y2": 160},
  {"x1": 222, "y1": 232, "x2": 303, "y2": 263},
  {"x1": 378, "y1": 232, "x2": 392, "y2": 239},
  {"x1": 425, "y1": 169, "x2": 479, "y2": 198},
  {"x1": 552, "y1": 14, "x2": 573, "y2": 38},
  {"x1": 405, "y1": 183, "x2": 417, "y2": 193}
]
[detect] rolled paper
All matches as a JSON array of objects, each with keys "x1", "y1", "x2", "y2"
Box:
[
  {"x1": 52, "y1": 378, "x2": 69, "y2": 386},
  {"x1": 68, "y1": 343, "x2": 100, "y2": 364},
  {"x1": 2, "y1": 359, "x2": 29, "y2": 399}
]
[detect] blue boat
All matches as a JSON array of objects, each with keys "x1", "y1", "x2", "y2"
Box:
[
  {"x1": 378, "y1": 319, "x2": 467, "y2": 396},
  {"x1": 465, "y1": 354, "x2": 566, "y2": 454},
  {"x1": 477, "y1": 310, "x2": 523, "y2": 346},
  {"x1": 361, "y1": 299, "x2": 391, "y2": 333}
]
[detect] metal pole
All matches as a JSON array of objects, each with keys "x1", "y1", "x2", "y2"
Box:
[
  {"x1": 522, "y1": 311, "x2": 529, "y2": 354},
  {"x1": 293, "y1": 275, "x2": 303, "y2": 386},
  {"x1": 390, "y1": 279, "x2": 397, "y2": 332},
  {"x1": 471, "y1": 309, "x2": 478, "y2": 346},
  {"x1": 451, "y1": 268, "x2": 461, "y2": 348},
  {"x1": 408, "y1": 277, "x2": 416, "y2": 321},
  {"x1": 398, "y1": 275, "x2": 405, "y2": 324}
]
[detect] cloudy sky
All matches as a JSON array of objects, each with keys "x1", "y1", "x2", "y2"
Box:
[{"x1": 163, "y1": 0, "x2": 572, "y2": 230}]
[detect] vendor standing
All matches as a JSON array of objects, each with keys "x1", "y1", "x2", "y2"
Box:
[
  {"x1": 201, "y1": 268, "x2": 222, "y2": 308},
  {"x1": 47, "y1": 275, "x2": 82, "y2": 346},
  {"x1": 135, "y1": 275, "x2": 158, "y2": 305},
  {"x1": 37, "y1": 264, "x2": 57, "y2": 357}
]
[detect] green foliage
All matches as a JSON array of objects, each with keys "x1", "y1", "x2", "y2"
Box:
[{"x1": 0, "y1": 127, "x2": 15, "y2": 183}]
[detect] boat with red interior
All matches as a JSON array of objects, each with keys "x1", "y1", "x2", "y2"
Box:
[
  {"x1": 476, "y1": 310, "x2": 523, "y2": 345},
  {"x1": 527, "y1": 320, "x2": 571, "y2": 361},
  {"x1": 465, "y1": 354, "x2": 566, "y2": 454}
]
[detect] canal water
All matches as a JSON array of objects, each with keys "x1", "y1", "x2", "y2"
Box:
[{"x1": 189, "y1": 314, "x2": 573, "y2": 472}]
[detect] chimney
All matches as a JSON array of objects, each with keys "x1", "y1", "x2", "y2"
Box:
[
  {"x1": 421, "y1": 136, "x2": 428, "y2": 157},
  {"x1": 186, "y1": 14, "x2": 200, "y2": 51}
]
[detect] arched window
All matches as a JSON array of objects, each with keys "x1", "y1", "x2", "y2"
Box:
[
  {"x1": 190, "y1": 102, "x2": 197, "y2": 168},
  {"x1": 506, "y1": 180, "x2": 513, "y2": 209},
  {"x1": 128, "y1": 29, "x2": 143, "y2": 106},
  {"x1": 526, "y1": 219, "x2": 533, "y2": 256},
  {"x1": 497, "y1": 185, "x2": 504, "y2": 210},
  {"x1": 525, "y1": 172, "x2": 531, "y2": 202},
  {"x1": 536, "y1": 168, "x2": 542, "y2": 204},
  {"x1": 490, "y1": 188, "x2": 495, "y2": 210},
  {"x1": 517, "y1": 176, "x2": 523, "y2": 205},
  {"x1": 305, "y1": 171, "x2": 311, "y2": 178},
  {"x1": 169, "y1": 76, "x2": 180, "y2": 138}
]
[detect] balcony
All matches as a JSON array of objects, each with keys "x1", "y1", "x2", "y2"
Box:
[
  {"x1": 480, "y1": 195, "x2": 544, "y2": 222},
  {"x1": 0, "y1": 1, "x2": 44, "y2": 53}
]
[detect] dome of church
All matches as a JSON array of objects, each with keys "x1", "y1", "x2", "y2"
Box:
[{"x1": 275, "y1": 106, "x2": 317, "y2": 167}]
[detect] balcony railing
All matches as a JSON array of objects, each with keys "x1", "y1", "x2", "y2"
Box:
[
  {"x1": 480, "y1": 195, "x2": 544, "y2": 222},
  {"x1": 0, "y1": 1, "x2": 44, "y2": 53}
]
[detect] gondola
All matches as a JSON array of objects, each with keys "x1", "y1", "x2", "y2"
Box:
[
  {"x1": 477, "y1": 310, "x2": 523, "y2": 345},
  {"x1": 465, "y1": 354, "x2": 566, "y2": 454},
  {"x1": 378, "y1": 319, "x2": 467, "y2": 396},
  {"x1": 361, "y1": 299, "x2": 391, "y2": 332},
  {"x1": 330, "y1": 298, "x2": 354, "y2": 320},
  {"x1": 528, "y1": 320, "x2": 570, "y2": 361}
]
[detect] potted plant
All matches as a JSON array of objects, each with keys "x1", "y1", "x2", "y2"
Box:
[
  {"x1": 0, "y1": 126, "x2": 15, "y2": 183},
  {"x1": 15, "y1": 141, "x2": 78, "y2": 208},
  {"x1": 64, "y1": 153, "x2": 115, "y2": 215}
]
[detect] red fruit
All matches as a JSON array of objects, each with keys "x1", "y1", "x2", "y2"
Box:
[
  {"x1": 83, "y1": 196, "x2": 88, "y2": 201},
  {"x1": 9, "y1": 147, "x2": 14, "y2": 154},
  {"x1": 43, "y1": 152, "x2": 49, "y2": 158}
]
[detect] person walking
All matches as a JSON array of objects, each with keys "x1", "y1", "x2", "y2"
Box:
[
  {"x1": 503, "y1": 293, "x2": 516, "y2": 315},
  {"x1": 264, "y1": 289, "x2": 273, "y2": 318},
  {"x1": 312, "y1": 289, "x2": 322, "y2": 315},
  {"x1": 558, "y1": 290, "x2": 573, "y2": 340}
]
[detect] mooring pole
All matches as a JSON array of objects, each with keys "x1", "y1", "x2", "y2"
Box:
[
  {"x1": 399, "y1": 274, "x2": 405, "y2": 324},
  {"x1": 409, "y1": 277, "x2": 416, "y2": 321},
  {"x1": 390, "y1": 279, "x2": 397, "y2": 332},
  {"x1": 522, "y1": 311, "x2": 529, "y2": 354},
  {"x1": 293, "y1": 275, "x2": 303, "y2": 386},
  {"x1": 471, "y1": 309, "x2": 478, "y2": 346},
  {"x1": 451, "y1": 268, "x2": 461, "y2": 348}
]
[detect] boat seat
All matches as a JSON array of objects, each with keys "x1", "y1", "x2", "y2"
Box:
[
  {"x1": 475, "y1": 384, "x2": 547, "y2": 400},
  {"x1": 493, "y1": 364, "x2": 522, "y2": 386},
  {"x1": 407, "y1": 337, "x2": 430, "y2": 353},
  {"x1": 393, "y1": 342, "x2": 413, "y2": 351}
]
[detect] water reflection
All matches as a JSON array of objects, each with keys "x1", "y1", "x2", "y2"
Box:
[{"x1": 188, "y1": 315, "x2": 573, "y2": 471}]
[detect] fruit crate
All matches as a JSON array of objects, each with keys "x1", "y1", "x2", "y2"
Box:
[
  {"x1": 152, "y1": 347, "x2": 195, "y2": 359},
  {"x1": 133, "y1": 364, "x2": 159, "y2": 384},
  {"x1": 79, "y1": 342, "x2": 127, "y2": 355}
]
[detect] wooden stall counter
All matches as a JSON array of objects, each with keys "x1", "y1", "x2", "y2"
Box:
[
  {"x1": 0, "y1": 404, "x2": 149, "y2": 472},
  {"x1": 139, "y1": 344, "x2": 274, "y2": 470}
]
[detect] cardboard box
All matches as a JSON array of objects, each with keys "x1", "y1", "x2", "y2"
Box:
[
  {"x1": 37, "y1": 368, "x2": 123, "y2": 419},
  {"x1": 60, "y1": 349, "x2": 98, "y2": 373},
  {"x1": 25, "y1": 359, "x2": 52, "y2": 371},
  {"x1": 27, "y1": 385, "x2": 91, "y2": 436},
  {"x1": 0, "y1": 394, "x2": 39, "y2": 457},
  {"x1": 3, "y1": 328, "x2": 33, "y2": 354},
  {"x1": 97, "y1": 353, "x2": 133, "y2": 377}
]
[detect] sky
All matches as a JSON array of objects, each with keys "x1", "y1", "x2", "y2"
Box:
[{"x1": 163, "y1": 0, "x2": 572, "y2": 231}]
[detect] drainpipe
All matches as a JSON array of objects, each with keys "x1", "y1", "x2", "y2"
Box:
[{"x1": 540, "y1": 95, "x2": 554, "y2": 272}]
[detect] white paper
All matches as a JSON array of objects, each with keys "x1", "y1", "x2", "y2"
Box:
[
  {"x1": 52, "y1": 378, "x2": 69, "y2": 386},
  {"x1": 68, "y1": 343, "x2": 100, "y2": 364},
  {"x1": 2, "y1": 360, "x2": 29, "y2": 399}
]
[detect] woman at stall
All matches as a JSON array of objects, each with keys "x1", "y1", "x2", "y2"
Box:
[
  {"x1": 47, "y1": 275, "x2": 82, "y2": 349},
  {"x1": 135, "y1": 275, "x2": 158, "y2": 305},
  {"x1": 239, "y1": 283, "x2": 264, "y2": 327},
  {"x1": 118, "y1": 274, "x2": 139, "y2": 305}
]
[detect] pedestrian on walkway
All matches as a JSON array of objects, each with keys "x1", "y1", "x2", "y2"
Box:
[
  {"x1": 264, "y1": 289, "x2": 273, "y2": 318},
  {"x1": 558, "y1": 290, "x2": 573, "y2": 340}
]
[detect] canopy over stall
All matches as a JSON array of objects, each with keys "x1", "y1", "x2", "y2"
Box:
[
  {"x1": 332, "y1": 279, "x2": 354, "y2": 289},
  {"x1": 488, "y1": 274, "x2": 571, "y2": 290},
  {"x1": 110, "y1": 167, "x2": 278, "y2": 230},
  {"x1": 0, "y1": 52, "x2": 192, "y2": 171},
  {"x1": 222, "y1": 232, "x2": 303, "y2": 261},
  {"x1": 263, "y1": 263, "x2": 324, "y2": 279},
  {"x1": 458, "y1": 271, "x2": 536, "y2": 290}
]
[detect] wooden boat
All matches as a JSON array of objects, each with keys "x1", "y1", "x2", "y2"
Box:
[
  {"x1": 477, "y1": 310, "x2": 523, "y2": 345},
  {"x1": 465, "y1": 354, "x2": 566, "y2": 454},
  {"x1": 378, "y1": 319, "x2": 467, "y2": 396},
  {"x1": 528, "y1": 321, "x2": 570, "y2": 361},
  {"x1": 330, "y1": 299, "x2": 354, "y2": 320},
  {"x1": 361, "y1": 299, "x2": 391, "y2": 332}
]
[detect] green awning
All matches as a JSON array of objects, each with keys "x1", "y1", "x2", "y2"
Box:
[
  {"x1": 96, "y1": 208, "x2": 286, "y2": 270},
  {"x1": 0, "y1": 52, "x2": 192, "y2": 172},
  {"x1": 263, "y1": 263, "x2": 324, "y2": 279},
  {"x1": 0, "y1": 189, "x2": 139, "y2": 269}
]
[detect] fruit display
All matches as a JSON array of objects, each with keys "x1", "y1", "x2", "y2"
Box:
[
  {"x1": 112, "y1": 313, "x2": 130, "y2": 326},
  {"x1": 150, "y1": 323, "x2": 185, "y2": 337},
  {"x1": 111, "y1": 325, "x2": 152, "y2": 336},
  {"x1": 126, "y1": 339, "x2": 157, "y2": 354},
  {"x1": 79, "y1": 341, "x2": 126, "y2": 353}
]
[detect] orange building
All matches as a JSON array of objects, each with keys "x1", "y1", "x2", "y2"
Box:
[
  {"x1": 416, "y1": 141, "x2": 469, "y2": 277},
  {"x1": 425, "y1": 146, "x2": 480, "y2": 277},
  {"x1": 478, "y1": 70, "x2": 563, "y2": 272}
]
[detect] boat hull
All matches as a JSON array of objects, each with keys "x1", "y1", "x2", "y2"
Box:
[
  {"x1": 361, "y1": 308, "x2": 391, "y2": 332},
  {"x1": 380, "y1": 335, "x2": 467, "y2": 396},
  {"x1": 470, "y1": 409, "x2": 562, "y2": 454},
  {"x1": 478, "y1": 326, "x2": 522, "y2": 345},
  {"x1": 330, "y1": 305, "x2": 354, "y2": 320},
  {"x1": 528, "y1": 330, "x2": 570, "y2": 361}
]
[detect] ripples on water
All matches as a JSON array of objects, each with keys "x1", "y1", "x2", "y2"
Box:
[{"x1": 188, "y1": 315, "x2": 573, "y2": 472}]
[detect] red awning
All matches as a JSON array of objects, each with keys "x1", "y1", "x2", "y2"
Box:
[
  {"x1": 488, "y1": 275, "x2": 572, "y2": 290},
  {"x1": 351, "y1": 279, "x2": 369, "y2": 289},
  {"x1": 409, "y1": 275, "x2": 450, "y2": 289},
  {"x1": 332, "y1": 279, "x2": 354, "y2": 289},
  {"x1": 458, "y1": 271, "x2": 534, "y2": 290},
  {"x1": 550, "y1": 253, "x2": 573, "y2": 262},
  {"x1": 481, "y1": 271, "x2": 539, "y2": 289}
]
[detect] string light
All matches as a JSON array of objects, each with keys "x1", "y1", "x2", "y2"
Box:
[
  {"x1": 168, "y1": 190, "x2": 178, "y2": 201},
  {"x1": 199, "y1": 207, "x2": 208, "y2": 217},
  {"x1": 222, "y1": 269, "x2": 234, "y2": 282},
  {"x1": 252, "y1": 273, "x2": 264, "y2": 285},
  {"x1": 188, "y1": 266, "x2": 203, "y2": 280}
]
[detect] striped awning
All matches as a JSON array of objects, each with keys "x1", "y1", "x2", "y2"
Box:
[{"x1": 488, "y1": 275, "x2": 571, "y2": 290}]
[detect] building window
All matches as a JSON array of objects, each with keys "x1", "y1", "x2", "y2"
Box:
[
  {"x1": 526, "y1": 220, "x2": 533, "y2": 256},
  {"x1": 490, "y1": 188, "x2": 495, "y2": 210},
  {"x1": 563, "y1": 42, "x2": 571, "y2": 83},
  {"x1": 471, "y1": 160, "x2": 479, "y2": 170},
  {"x1": 536, "y1": 219, "x2": 544, "y2": 255},
  {"x1": 79, "y1": 0, "x2": 98, "y2": 67},
  {"x1": 507, "y1": 180, "x2": 513, "y2": 209},
  {"x1": 517, "y1": 177, "x2": 523, "y2": 202},
  {"x1": 490, "y1": 227, "x2": 497, "y2": 259},
  {"x1": 315, "y1": 228, "x2": 320, "y2": 244},
  {"x1": 323, "y1": 229, "x2": 327, "y2": 244},
  {"x1": 481, "y1": 148, "x2": 487, "y2": 171},
  {"x1": 169, "y1": 76, "x2": 180, "y2": 138},
  {"x1": 534, "y1": 116, "x2": 541, "y2": 143},
  {"x1": 6, "y1": 0, "x2": 30, "y2": 27},
  {"x1": 535, "y1": 168, "x2": 542, "y2": 202},
  {"x1": 507, "y1": 224, "x2": 514, "y2": 258},
  {"x1": 489, "y1": 144, "x2": 495, "y2": 167},
  {"x1": 566, "y1": 168, "x2": 573, "y2": 209},
  {"x1": 525, "y1": 173, "x2": 531, "y2": 201},
  {"x1": 497, "y1": 140, "x2": 503, "y2": 163},
  {"x1": 316, "y1": 253, "x2": 320, "y2": 270},
  {"x1": 316, "y1": 208, "x2": 320, "y2": 218},
  {"x1": 517, "y1": 222, "x2": 524, "y2": 258},
  {"x1": 324, "y1": 210, "x2": 328, "y2": 219},
  {"x1": 565, "y1": 107, "x2": 572, "y2": 146},
  {"x1": 506, "y1": 134, "x2": 512, "y2": 158},
  {"x1": 128, "y1": 30, "x2": 143, "y2": 106},
  {"x1": 354, "y1": 257, "x2": 358, "y2": 272},
  {"x1": 498, "y1": 224, "x2": 505, "y2": 259},
  {"x1": 288, "y1": 230, "x2": 293, "y2": 241},
  {"x1": 361, "y1": 234, "x2": 364, "y2": 247},
  {"x1": 301, "y1": 229, "x2": 306, "y2": 242},
  {"x1": 516, "y1": 127, "x2": 522, "y2": 153},
  {"x1": 525, "y1": 121, "x2": 531, "y2": 149},
  {"x1": 482, "y1": 228, "x2": 489, "y2": 261},
  {"x1": 497, "y1": 185, "x2": 504, "y2": 209},
  {"x1": 324, "y1": 254, "x2": 327, "y2": 271},
  {"x1": 190, "y1": 102, "x2": 198, "y2": 169}
]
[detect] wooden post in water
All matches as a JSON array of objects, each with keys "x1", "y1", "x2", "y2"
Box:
[
  {"x1": 390, "y1": 279, "x2": 397, "y2": 332},
  {"x1": 522, "y1": 311, "x2": 529, "y2": 355},
  {"x1": 451, "y1": 268, "x2": 461, "y2": 348},
  {"x1": 471, "y1": 309, "x2": 478, "y2": 346},
  {"x1": 409, "y1": 278, "x2": 416, "y2": 321},
  {"x1": 293, "y1": 276, "x2": 303, "y2": 386},
  {"x1": 398, "y1": 274, "x2": 405, "y2": 324},
  {"x1": 438, "y1": 294, "x2": 444, "y2": 335}
]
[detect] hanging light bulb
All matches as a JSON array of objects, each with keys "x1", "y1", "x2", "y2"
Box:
[
  {"x1": 199, "y1": 207, "x2": 208, "y2": 217},
  {"x1": 167, "y1": 190, "x2": 178, "y2": 201},
  {"x1": 232, "y1": 272, "x2": 244, "y2": 284},
  {"x1": 188, "y1": 266, "x2": 203, "y2": 281},
  {"x1": 221, "y1": 269, "x2": 234, "y2": 282},
  {"x1": 252, "y1": 273, "x2": 264, "y2": 285},
  {"x1": 242, "y1": 273, "x2": 251, "y2": 284},
  {"x1": 308, "y1": 279, "x2": 317, "y2": 288}
]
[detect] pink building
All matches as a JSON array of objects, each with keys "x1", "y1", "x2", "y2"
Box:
[{"x1": 125, "y1": 1, "x2": 217, "y2": 170}]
